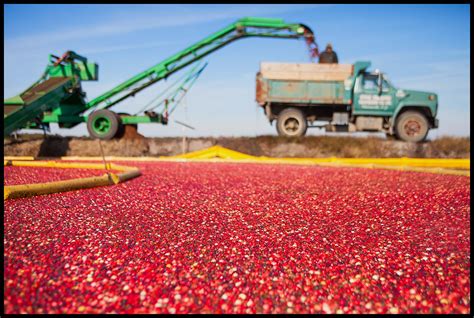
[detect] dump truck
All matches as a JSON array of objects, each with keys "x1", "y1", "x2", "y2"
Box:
[{"x1": 256, "y1": 61, "x2": 439, "y2": 142}]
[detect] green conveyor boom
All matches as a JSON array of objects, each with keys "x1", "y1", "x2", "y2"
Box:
[
  {"x1": 4, "y1": 17, "x2": 318, "y2": 139},
  {"x1": 85, "y1": 17, "x2": 317, "y2": 111}
]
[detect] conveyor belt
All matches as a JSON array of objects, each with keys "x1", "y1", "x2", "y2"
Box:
[
  {"x1": 4, "y1": 77, "x2": 73, "y2": 135},
  {"x1": 21, "y1": 77, "x2": 71, "y2": 104}
]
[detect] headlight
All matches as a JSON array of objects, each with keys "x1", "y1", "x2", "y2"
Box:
[{"x1": 429, "y1": 94, "x2": 436, "y2": 101}]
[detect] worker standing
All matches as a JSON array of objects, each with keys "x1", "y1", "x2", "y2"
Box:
[{"x1": 318, "y1": 43, "x2": 338, "y2": 64}]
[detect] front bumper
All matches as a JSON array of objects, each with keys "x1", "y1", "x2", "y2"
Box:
[{"x1": 433, "y1": 118, "x2": 439, "y2": 128}]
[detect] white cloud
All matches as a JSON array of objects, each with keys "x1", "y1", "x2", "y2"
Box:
[
  {"x1": 4, "y1": 4, "x2": 329, "y2": 51},
  {"x1": 80, "y1": 41, "x2": 176, "y2": 55},
  {"x1": 343, "y1": 48, "x2": 470, "y2": 68},
  {"x1": 395, "y1": 71, "x2": 470, "y2": 85}
]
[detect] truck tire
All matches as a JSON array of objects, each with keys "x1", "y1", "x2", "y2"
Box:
[
  {"x1": 87, "y1": 109, "x2": 122, "y2": 140},
  {"x1": 276, "y1": 108, "x2": 307, "y2": 137},
  {"x1": 395, "y1": 111, "x2": 429, "y2": 142}
]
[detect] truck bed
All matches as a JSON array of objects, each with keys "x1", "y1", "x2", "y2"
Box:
[
  {"x1": 257, "y1": 62, "x2": 353, "y2": 105},
  {"x1": 259, "y1": 62, "x2": 353, "y2": 81}
]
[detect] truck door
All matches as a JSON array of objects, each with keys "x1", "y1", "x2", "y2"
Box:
[{"x1": 353, "y1": 73, "x2": 396, "y2": 116}]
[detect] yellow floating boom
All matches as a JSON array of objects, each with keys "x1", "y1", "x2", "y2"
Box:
[{"x1": 4, "y1": 160, "x2": 140, "y2": 200}]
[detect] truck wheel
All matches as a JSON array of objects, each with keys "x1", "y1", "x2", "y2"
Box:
[
  {"x1": 87, "y1": 109, "x2": 122, "y2": 140},
  {"x1": 276, "y1": 108, "x2": 307, "y2": 137},
  {"x1": 395, "y1": 111, "x2": 429, "y2": 142}
]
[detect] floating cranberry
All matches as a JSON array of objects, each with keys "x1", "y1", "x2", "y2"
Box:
[{"x1": 4, "y1": 161, "x2": 470, "y2": 314}]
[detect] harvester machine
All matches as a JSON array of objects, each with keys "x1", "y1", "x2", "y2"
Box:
[{"x1": 4, "y1": 17, "x2": 318, "y2": 139}]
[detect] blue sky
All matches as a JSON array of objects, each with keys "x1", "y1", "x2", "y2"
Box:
[{"x1": 4, "y1": 4, "x2": 470, "y2": 138}]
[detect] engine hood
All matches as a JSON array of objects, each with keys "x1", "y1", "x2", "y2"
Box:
[{"x1": 396, "y1": 89, "x2": 437, "y2": 101}]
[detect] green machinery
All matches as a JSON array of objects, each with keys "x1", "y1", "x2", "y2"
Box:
[{"x1": 4, "y1": 17, "x2": 318, "y2": 140}]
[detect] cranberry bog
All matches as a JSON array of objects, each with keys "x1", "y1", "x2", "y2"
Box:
[{"x1": 3, "y1": 157, "x2": 470, "y2": 314}]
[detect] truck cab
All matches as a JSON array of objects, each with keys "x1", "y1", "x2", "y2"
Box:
[
  {"x1": 256, "y1": 61, "x2": 439, "y2": 142},
  {"x1": 352, "y1": 70, "x2": 438, "y2": 140}
]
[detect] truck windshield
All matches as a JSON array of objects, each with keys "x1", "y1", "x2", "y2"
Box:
[
  {"x1": 363, "y1": 73, "x2": 394, "y2": 92},
  {"x1": 382, "y1": 75, "x2": 396, "y2": 90}
]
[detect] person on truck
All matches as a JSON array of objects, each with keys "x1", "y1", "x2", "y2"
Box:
[{"x1": 318, "y1": 43, "x2": 338, "y2": 64}]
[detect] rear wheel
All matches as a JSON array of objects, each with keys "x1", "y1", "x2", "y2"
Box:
[
  {"x1": 395, "y1": 111, "x2": 429, "y2": 142},
  {"x1": 276, "y1": 108, "x2": 307, "y2": 137},
  {"x1": 87, "y1": 110, "x2": 122, "y2": 140}
]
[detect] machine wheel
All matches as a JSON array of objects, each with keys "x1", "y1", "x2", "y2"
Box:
[
  {"x1": 394, "y1": 111, "x2": 429, "y2": 142},
  {"x1": 87, "y1": 109, "x2": 122, "y2": 140},
  {"x1": 276, "y1": 108, "x2": 307, "y2": 137}
]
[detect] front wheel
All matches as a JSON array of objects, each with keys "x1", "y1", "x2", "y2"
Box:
[
  {"x1": 87, "y1": 109, "x2": 122, "y2": 140},
  {"x1": 276, "y1": 108, "x2": 308, "y2": 137},
  {"x1": 395, "y1": 111, "x2": 429, "y2": 142}
]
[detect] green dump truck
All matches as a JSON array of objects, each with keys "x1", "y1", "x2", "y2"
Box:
[{"x1": 256, "y1": 61, "x2": 439, "y2": 142}]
